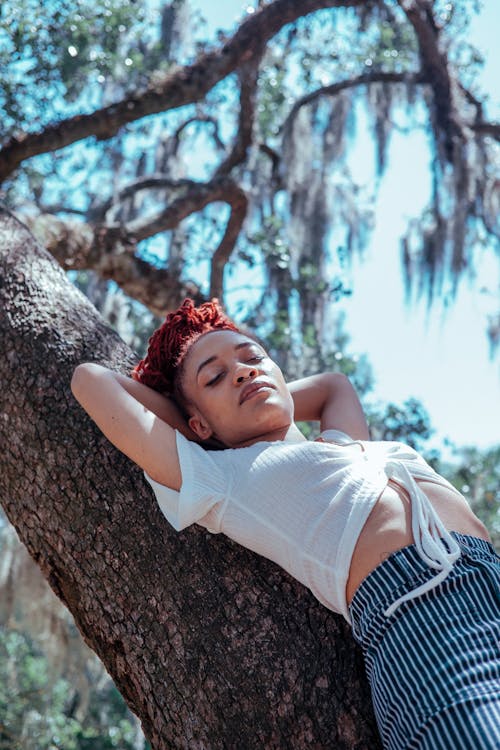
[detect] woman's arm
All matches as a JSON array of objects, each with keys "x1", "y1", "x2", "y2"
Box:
[
  {"x1": 288, "y1": 372, "x2": 369, "y2": 440},
  {"x1": 71, "y1": 363, "x2": 190, "y2": 489}
]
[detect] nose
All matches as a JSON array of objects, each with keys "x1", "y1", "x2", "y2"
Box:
[{"x1": 234, "y1": 363, "x2": 257, "y2": 384}]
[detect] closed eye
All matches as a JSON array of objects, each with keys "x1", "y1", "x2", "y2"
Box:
[
  {"x1": 205, "y1": 354, "x2": 263, "y2": 386},
  {"x1": 206, "y1": 372, "x2": 224, "y2": 387}
]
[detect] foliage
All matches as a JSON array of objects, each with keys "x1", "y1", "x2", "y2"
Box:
[
  {"x1": 0, "y1": 0, "x2": 150, "y2": 132},
  {"x1": 368, "y1": 397, "x2": 436, "y2": 452},
  {"x1": 0, "y1": 628, "x2": 147, "y2": 750},
  {"x1": 1, "y1": 0, "x2": 498, "y2": 360},
  {"x1": 441, "y1": 445, "x2": 500, "y2": 550}
]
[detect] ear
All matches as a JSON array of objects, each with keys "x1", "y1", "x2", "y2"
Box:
[{"x1": 188, "y1": 411, "x2": 213, "y2": 441}]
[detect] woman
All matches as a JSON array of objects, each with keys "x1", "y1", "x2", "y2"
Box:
[{"x1": 71, "y1": 298, "x2": 499, "y2": 750}]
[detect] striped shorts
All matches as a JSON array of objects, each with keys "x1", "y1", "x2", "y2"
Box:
[{"x1": 349, "y1": 534, "x2": 500, "y2": 750}]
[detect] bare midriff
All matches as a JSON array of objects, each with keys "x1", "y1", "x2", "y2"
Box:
[{"x1": 346, "y1": 479, "x2": 491, "y2": 605}]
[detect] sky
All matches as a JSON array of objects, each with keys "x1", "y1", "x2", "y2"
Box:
[
  {"x1": 341, "y1": 1, "x2": 500, "y2": 452},
  {"x1": 190, "y1": 0, "x2": 500, "y2": 452}
]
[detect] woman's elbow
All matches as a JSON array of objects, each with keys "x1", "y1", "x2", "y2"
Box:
[
  {"x1": 71, "y1": 362, "x2": 104, "y2": 404},
  {"x1": 71, "y1": 363, "x2": 87, "y2": 399}
]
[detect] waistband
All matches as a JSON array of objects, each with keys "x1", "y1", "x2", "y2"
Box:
[{"x1": 349, "y1": 533, "x2": 499, "y2": 639}]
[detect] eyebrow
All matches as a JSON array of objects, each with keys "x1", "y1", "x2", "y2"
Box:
[{"x1": 196, "y1": 341, "x2": 260, "y2": 379}]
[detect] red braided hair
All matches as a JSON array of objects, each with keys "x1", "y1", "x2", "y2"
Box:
[{"x1": 132, "y1": 298, "x2": 239, "y2": 394}]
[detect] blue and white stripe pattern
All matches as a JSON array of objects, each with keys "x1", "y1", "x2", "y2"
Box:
[{"x1": 350, "y1": 534, "x2": 500, "y2": 750}]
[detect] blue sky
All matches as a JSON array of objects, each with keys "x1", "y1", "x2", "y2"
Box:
[
  {"x1": 341, "y1": 1, "x2": 500, "y2": 451},
  {"x1": 191, "y1": 0, "x2": 499, "y2": 451}
]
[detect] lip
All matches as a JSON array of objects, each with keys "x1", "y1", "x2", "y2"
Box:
[{"x1": 239, "y1": 381, "x2": 275, "y2": 405}]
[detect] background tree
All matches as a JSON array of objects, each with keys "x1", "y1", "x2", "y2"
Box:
[
  {"x1": 0, "y1": 626, "x2": 143, "y2": 750},
  {"x1": 1, "y1": 0, "x2": 499, "y2": 360},
  {"x1": 0, "y1": 0, "x2": 499, "y2": 746},
  {"x1": 441, "y1": 444, "x2": 500, "y2": 549}
]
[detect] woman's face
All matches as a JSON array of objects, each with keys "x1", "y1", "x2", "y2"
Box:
[{"x1": 181, "y1": 330, "x2": 294, "y2": 447}]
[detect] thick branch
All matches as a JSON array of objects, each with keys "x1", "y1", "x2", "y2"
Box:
[
  {"x1": 128, "y1": 175, "x2": 249, "y2": 302},
  {"x1": 22, "y1": 212, "x2": 203, "y2": 316},
  {"x1": 470, "y1": 122, "x2": 500, "y2": 141},
  {"x1": 128, "y1": 175, "x2": 248, "y2": 244},
  {"x1": 397, "y1": 0, "x2": 460, "y2": 161},
  {"x1": 215, "y1": 57, "x2": 262, "y2": 177},
  {"x1": 0, "y1": 0, "x2": 364, "y2": 183},
  {"x1": 0, "y1": 208, "x2": 381, "y2": 749},
  {"x1": 23, "y1": 176, "x2": 248, "y2": 314},
  {"x1": 210, "y1": 190, "x2": 248, "y2": 299}
]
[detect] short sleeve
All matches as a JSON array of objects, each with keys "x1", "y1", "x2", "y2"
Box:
[{"x1": 144, "y1": 431, "x2": 228, "y2": 532}]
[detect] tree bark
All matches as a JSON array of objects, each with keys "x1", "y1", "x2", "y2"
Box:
[{"x1": 0, "y1": 208, "x2": 381, "y2": 749}]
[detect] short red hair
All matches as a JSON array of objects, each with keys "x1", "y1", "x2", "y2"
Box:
[{"x1": 132, "y1": 298, "x2": 239, "y2": 394}]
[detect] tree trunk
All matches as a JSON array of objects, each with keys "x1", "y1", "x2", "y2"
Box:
[{"x1": 0, "y1": 207, "x2": 381, "y2": 749}]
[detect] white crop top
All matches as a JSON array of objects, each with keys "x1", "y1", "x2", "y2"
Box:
[{"x1": 145, "y1": 429, "x2": 461, "y2": 623}]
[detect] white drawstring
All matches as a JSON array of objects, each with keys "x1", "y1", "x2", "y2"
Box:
[{"x1": 382, "y1": 460, "x2": 461, "y2": 618}]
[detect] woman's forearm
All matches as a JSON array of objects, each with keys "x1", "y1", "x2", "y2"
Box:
[
  {"x1": 288, "y1": 372, "x2": 369, "y2": 440},
  {"x1": 72, "y1": 363, "x2": 198, "y2": 441},
  {"x1": 288, "y1": 374, "x2": 334, "y2": 422},
  {"x1": 71, "y1": 362, "x2": 185, "y2": 486}
]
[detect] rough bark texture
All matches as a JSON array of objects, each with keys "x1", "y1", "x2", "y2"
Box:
[{"x1": 0, "y1": 208, "x2": 381, "y2": 748}]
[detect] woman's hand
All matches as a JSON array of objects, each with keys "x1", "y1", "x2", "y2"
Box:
[{"x1": 288, "y1": 372, "x2": 370, "y2": 440}]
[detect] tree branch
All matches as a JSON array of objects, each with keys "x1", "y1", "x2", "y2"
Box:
[
  {"x1": 215, "y1": 56, "x2": 262, "y2": 177},
  {"x1": 470, "y1": 122, "x2": 500, "y2": 141},
  {"x1": 281, "y1": 70, "x2": 429, "y2": 136},
  {"x1": 0, "y1": 0, "x2": 365, "y2": 183},
  {"x1": 22, "y1": 175, "x2": 248, "y2": 314},
  {"x1": 99, "y1": 176, "x2": 199, "y2": 223},
  {"x1": 127, "y1": 175, "x2": 248, "y2": 244},
  {"x1": 33, "y1": 204, "x2": 87, "y2": 217},
  {"x1": 397, "y1": 0, "x2": 460, "y2": 161},
  {"x1": 210, "y1": 190, "x2": 249, "y2": 299},
  {"x1": 173, "y1": 115, "x2": 226, "y2": 152},
  {"x1": 21, "y1": 212, "x2": 203, "y2": 316},
  {"x1": 457, "y1": 81, "x2": 484, "y2": 117},
  {"x1": 127, "y1": 175, "x2": 249, "y2": 302}
]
